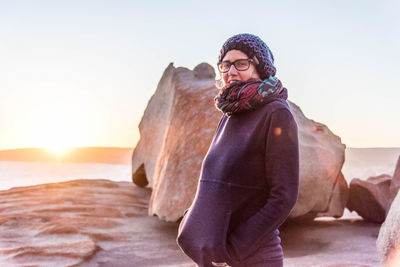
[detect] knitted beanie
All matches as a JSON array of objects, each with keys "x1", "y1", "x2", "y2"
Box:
[{"x1": 218, "y1": 33, "x2": 276, "y2": 79}]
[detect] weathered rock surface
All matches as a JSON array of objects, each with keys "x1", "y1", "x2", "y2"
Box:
[
  {"x1": 131, "y1": 63, "x2": 221, "y2": 221},
  {"x1": 0, "y1": 179, "x2": 380, "y2": 266},
  {"x1": 281, "y1": 219, "x2": 381, "y2": 266},
  {"x1": 390, "y1": 156, "x2": 400, "y2": 200},
  {"x1": 288, "y1": 102, "x2": 346, "y2": 219},
  {"x1": 193, "y1": 62, "x2": 216, "y2": 79},
  {"x1": 347, "y1": 174, "x2": 392, "y2": 223},
  {"x1": 0, "y1": 179, "x2": 191, "y2": 266},
  {"x1": 346, "y1": 156, "x2": 400, "y2": 223},
  {"x1": 377, "y1": 191, "x2": 400, "y2": 267},
  {"x1": 132, "y1": 63, "x2": 346, "y2": 222},
  {"x1": 317, "y1": 172, "x2": 349, "y2": 218}
]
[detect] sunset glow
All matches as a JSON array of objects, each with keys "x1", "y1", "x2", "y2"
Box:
[
  {"x1": 47, "y1": 145, "x2": 70, "y2": 157},
  {"x1": 1, "y1": 1, "x2": 400, "y2": 151}
]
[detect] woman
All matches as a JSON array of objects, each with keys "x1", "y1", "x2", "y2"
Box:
[{"x1": 177, "y1": 33, "x2": 299, "y2": 267}]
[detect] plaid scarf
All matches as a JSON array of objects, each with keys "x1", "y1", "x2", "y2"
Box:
[{"x1": 214, "y1": 77, "x2": 287, "y2": 115}]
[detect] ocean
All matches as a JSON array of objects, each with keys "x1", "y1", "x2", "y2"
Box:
[
  {"x1": 0, "y1": 148, "x2": 399, "y2": 221},
  {"x1": 1, "y1": 148, "x2": 399, "y2": 191},
  {"x1": 0, "y1": 161, "x2": 132, "y2": 191}
]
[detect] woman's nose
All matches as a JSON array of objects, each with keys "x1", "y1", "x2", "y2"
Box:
[{"x1": 227, "y1": 64, "x2": 238, "y2": 75}]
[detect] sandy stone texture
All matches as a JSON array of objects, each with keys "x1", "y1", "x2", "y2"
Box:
[
  {"x1": 377, "y1": 191, "x2": 400, "y2": 267},
  {"x1": 0, "y1": 179, "x2": 190, "y2": 266},
  {"x1": 0, "y1": 179, "x2": 381, "y2": 266},
  {"x1": 347, "y1": 175, "x2": 393, "y2": 223}
]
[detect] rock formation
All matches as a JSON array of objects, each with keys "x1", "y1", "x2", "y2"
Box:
[
  {"x1": 131, "y1": 63, "x2": 221, "y2": 221},
  {"x1": 0, "y1": 178, "x2": 381, "y2": 266},
  {"x1": 346, "y1": 156, "x2": 400, "y2": 223},
  {"x1": 317, "y1": 172, "x2": 349, "y2": 218},
  {"x1": 0, "y1": 179, "x2": 191, "y2": 266},
  {"x1": 132, "y1": 63, "x2": 347, "y2": 222},
  {"x1": 377, "y1": 191, "x2": 400, "y2": 266},
  {"x1": 390, "y1": 156, "x2": 400, "y2": 200},
  {"x1": 288, "y1": 102, "x2": 347, "y2": 219},
  {"x1": 347, "y1": 175, "x2": 392, "y2": 223}
]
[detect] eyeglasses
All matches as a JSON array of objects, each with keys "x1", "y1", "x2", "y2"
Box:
[{"x1": 217, "y1": 58, "x2": 255, "y2": 73}]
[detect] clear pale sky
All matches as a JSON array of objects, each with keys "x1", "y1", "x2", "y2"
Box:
[{"x1": 1, "y1": 0, "x2": 399, "y2": 150}]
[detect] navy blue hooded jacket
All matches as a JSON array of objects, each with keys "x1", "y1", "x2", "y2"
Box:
[{"x1": 177, "y1": 95, "x2": 299, "y2": 267}]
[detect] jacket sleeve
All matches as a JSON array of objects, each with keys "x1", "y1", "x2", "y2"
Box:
[{"x1": 227, "y1": 108, "x2": 300, "y2": 262}]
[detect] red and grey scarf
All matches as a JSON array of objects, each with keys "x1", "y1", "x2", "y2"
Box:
[{"x1": 214, "y1": 77, "x2": 287, "y2": 115}]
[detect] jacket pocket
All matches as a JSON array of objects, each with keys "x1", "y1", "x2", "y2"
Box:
[
  {"x1": 222, "y1": 211, "x2": 239, "y2": 266},
  {"x1": 176, "y1": 180, "x2": 234, "y2": 266}
]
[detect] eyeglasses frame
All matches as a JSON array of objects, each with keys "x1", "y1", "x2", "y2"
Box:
[{"x1": 217, "y1": 58, "x2": 257, "y2": 73}]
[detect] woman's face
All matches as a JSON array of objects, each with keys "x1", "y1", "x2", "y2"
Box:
[{"x1": 220, "y1": 49, "x2": 260, "y2": 87}]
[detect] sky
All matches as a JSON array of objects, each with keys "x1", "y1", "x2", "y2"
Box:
[{"x1": 1, "y1": 0, "x2": 399, "y2": 151}]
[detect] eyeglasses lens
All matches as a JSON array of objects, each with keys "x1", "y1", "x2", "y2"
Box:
[
  {"x1": 218, "y1": 62, "x2": 230, "y2": 72},
  {"x1": 234, "y1": 59, "x2": 249, "y2": 71}
]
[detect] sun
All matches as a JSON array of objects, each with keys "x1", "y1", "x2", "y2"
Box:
[{"x1": 47, "y1": 145, "x2": 71, "y2": 157}]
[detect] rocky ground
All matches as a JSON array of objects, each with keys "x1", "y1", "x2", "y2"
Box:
[
  {"x1": 281, "y1": 219, "x2": 381, "y2": 266},
  {"x1": 0, "y1": 179, "x2": 381, "y2": 266}
]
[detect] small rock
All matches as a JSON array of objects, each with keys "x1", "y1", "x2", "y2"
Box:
[{"x1": 347, "y1": 175, "x2": 392, "y2": 223}]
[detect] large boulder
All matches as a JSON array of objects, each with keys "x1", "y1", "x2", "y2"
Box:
[
  {"x1": 131, "y1": 63, "x2": 221, "y2": 221},
  {"x1": 347, "y1": 175, "x2": 392, "y2": 223},
  {"x1": 288, "y1": 102, "x2": 346, "y2": 219},
  {"x1": 377, "y1": 191, "x2": 400, "y2": 266},
  {"x1": 132, "y1": 63, "x2": 347, "y2": 222}
]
